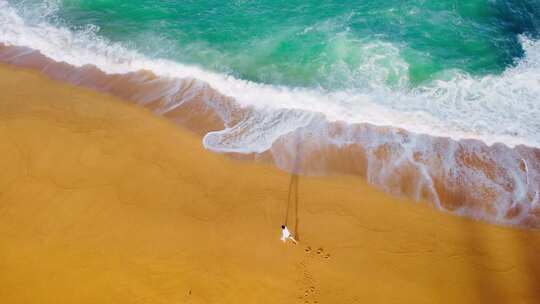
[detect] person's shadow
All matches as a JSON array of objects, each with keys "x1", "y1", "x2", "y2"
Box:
[
  {"x1": 285, "y1": 174, "x2": 300, "y2": 240},
  {"x1": 284, "y1": 135, "x2": 302, "y2": 241}
]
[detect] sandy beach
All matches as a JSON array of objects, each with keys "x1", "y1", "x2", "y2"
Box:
[{"x1": 1, "y1": 63, "x2": 540, "y2": 303}]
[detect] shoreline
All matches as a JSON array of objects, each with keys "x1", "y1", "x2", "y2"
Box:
[
  {"x1": 1, "y1": 44, "x2": 540, "y2": 228},
  {"x1": 1, "y1": 63, "x2": 540, "y2": 303}
]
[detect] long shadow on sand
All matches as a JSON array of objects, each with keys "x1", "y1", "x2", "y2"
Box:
[
  {"x1": 285, "y1": 174, "x2": 300, "y2": 240},
  {"x1": 284, "y1": 137, "x2": 303, "y2": 241}
]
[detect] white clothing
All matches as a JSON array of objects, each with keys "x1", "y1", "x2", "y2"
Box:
[
  {"x1": 281, "y1": 226, "x2": 292, "y2": 242},
  {"x1": 281, "y1": 226, "x2": 297, "y2": 243}
]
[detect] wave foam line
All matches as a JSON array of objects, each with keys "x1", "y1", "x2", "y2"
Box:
[
  {"x1": 1, "y1": 44, "x2": 540, "y2": 229},
  {"x1": 1, "y1": 0, "x2": 540, "y2": 150},
  {"x1": 1, "y1": 1, "x2": 540, "y2": 228}
]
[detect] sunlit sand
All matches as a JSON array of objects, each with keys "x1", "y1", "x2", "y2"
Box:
[{"x1": 1, "y1": 64, "x2": 540, "y2": 303}]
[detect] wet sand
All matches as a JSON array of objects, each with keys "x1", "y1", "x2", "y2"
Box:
[{"x1": 1, "y1": 64, "x2": 540, "y2": 303}]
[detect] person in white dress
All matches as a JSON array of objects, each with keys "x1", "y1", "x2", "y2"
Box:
[{"x1": 281, "y1": 225, "x2": 298, "y2": 244}]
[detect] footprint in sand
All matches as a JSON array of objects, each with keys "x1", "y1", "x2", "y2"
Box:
[
  {"x1": 304, "y1": 246, "x2": 331, "y2": 260},
  {"x1": 297, "y1": 245, "x2": 333, "y2": 302},
  {"x1": 299, "y1": 283, "x2": 318, "y2": 304},
  {"x1": 296, "y1": 260, "x2": 317, "y2": 303}
]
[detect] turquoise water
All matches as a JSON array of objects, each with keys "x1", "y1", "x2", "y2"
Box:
[{"x1": 32, "y1": 0, "x2": 540, "y2": 89}]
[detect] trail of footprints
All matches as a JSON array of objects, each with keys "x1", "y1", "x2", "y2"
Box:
[
  {"x1": 305, "y1": 246, "x2": 331, "y2": 259},
  {"x1": 297, "y1": 246, "x2": 331, "y2": 304}
]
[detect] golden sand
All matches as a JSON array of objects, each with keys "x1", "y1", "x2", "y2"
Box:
[{"x1": 1, "y1": 64, "x2": 540, "y2": 303}]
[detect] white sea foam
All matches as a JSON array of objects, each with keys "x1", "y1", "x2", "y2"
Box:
[{"x1": 1, "y1": 0, "x2": 539, "y2": 154}]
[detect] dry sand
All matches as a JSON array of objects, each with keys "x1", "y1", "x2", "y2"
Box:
[{"x1": 1, "y1": 64, "x2": 540, "y2": 303}]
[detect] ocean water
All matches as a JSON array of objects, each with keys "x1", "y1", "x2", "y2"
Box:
[
  {"x1": 2, "y1": 0, "x2": 540, "y2": 148},
  {"x1": 53, "y1": 0, "x2": 535, "y2": 87},
  {"x1": 1, "y1": 0, "x2": 540, "y2": 226}
]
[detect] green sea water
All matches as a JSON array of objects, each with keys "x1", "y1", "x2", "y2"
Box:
[{"x1": 35, "y1": 0, "x2": 538, "y2": 89}]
